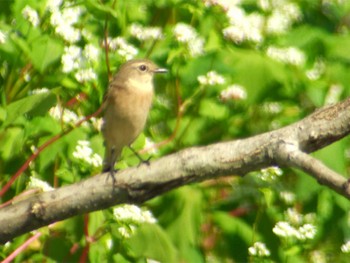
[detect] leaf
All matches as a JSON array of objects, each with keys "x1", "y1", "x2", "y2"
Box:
[
  {"x1": 84, "y1": 0, "x2": 118, "y2": 19},
  {"x1": 212, "y1": 211, "x2": 256, "y2": 245},
  {"x1": 29, "y1": 35, "x2": 63, "y2": 73},
  {"x1": 126, "y1": 224, "x2": 178, "y2": 263},
  {"x1": 313, "y1": 140, "x2": 347, "y2": 175},
  {"x1": 0, "y1": 127, "x2": 25, "y2": 159},
  {"x1": 4, "y1": 91, "x2": 56, "y2": 126},
  {"x1": 326, "y1": 35, "x2": 350, "y2": 62},
  {"x1": 199, "y1": 98, "x2": 229, "y2": 119}
]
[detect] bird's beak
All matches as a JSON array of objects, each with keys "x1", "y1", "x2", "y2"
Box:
[{"x1": 154, "y1": 68, "x2": 168, "y2": 74}]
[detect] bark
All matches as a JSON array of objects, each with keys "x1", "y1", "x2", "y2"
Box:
[{"x1": 0, "y1": 97, "x2": 349, "y2": 243}]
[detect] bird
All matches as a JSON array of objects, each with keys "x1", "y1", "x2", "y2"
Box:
[{"x1": 101, "y1": 59, "x2": 167, "y2": 174}]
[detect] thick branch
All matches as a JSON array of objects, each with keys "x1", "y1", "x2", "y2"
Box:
[{"x1": 0, "y1": 98, "x2": 349, "y2": 243}]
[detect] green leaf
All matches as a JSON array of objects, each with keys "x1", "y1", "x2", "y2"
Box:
[
  {"x1": 213, "y1": 211, "x2": 256, "y2": 245},
  {"x1": 0, "y1": 127, "x2": 25, "y2": 159},
  {"x1": 313, "y1": 140, "x2": 347, "y2": 175},
  {"x1": 29, "y1": 35, "x2": 63, "y2": 73},
  {"x1": 199, "y1": 98, "x2": 229, "y2": 119},
  {"x1": 126, "y1": 224, "x2": 178, "y2": 263},
  {"x1": 4, "y1": 91, "x2": 56, "y2": 126},
  {"x1": 326, "y1": 35, "x2": 350, "y2": 62},
  {"x1": 85, "y1": 0, "x2": 118, "y2": 19}
]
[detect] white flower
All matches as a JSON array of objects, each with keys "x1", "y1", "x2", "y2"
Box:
[
  {"x1": 248, "y1": 242, "x2": 271, "y2": 257},
  {"x1": 105, "y1": 238, "x2": 113, "y2": 249},
  {"x1": 49, "y1": 105, "x2": 80, "y2": 123},
  {"x1": 273, "y1": 221, "x2": 298, "y2": 238},
  {"x1": 46, "y1": 0, "x2": 62, "y2": 12},
  {"x1": 273, "y1": 221, "x2": 317, "y2": 241},
  {"x1": 27, "y1": 176, "x2": 54, "y2": 192},
  {"x1": 50, "y1": 7, "x2": 82, "y2": 43},
  {"x1": 188, "y1": 37, "x2": 205, "y2": 57},
  {"x1": 61, "y1": 45, "x2": 82, "y2": 73},
  {"x1": 24, "y1": 73, "x2": 31, "y2": 82},
  {"x1": 226, "y1": 6, "x2": 246, "y2": 24},
  {"x1": 22, "y1": 5, "x2": 40, "y2": 27},
  {"x1": 341, "y1": 240, "x2": 350, "y2": 253},
  {"x1": 117, "y1": 226, "x2": 135, "y2": 238},
  {"x1": 113, "y1": 204, "x2": 157, "y2": 224},
  {"x1": 108, "y1": 37, "x2": 138, "y2": 60},
  {"x1": 260, "y1": 166, "x2": 283, "y2": 181},
  {"x1": 223, "y1": 26, "x2": 245, "y2": 43},
  {"x1": 198, "y1": 71, "x2": 225, "y2": 86},
  {"x1": 306, "y1": 59, "x2": 325, "y2": 80},
  {"x1": 90, "y1": 117, "x2": 103, "y2": 132},
  {"x1": 29, "y1": 88, "x2": 50, "y2": 95},
  {"x1": 261, "y1": 102, "x2": 283, "y2": 114},
  {"x1": 83, "y1": 44, "x2": 100, "y2": 62},
  {"x1": 173, "y1": 23, "x2": 205, "y2": 57},
  {"x1": 173, "y1": 23, "x2": 197, "y2": 42},
  {"x1": 297, "y1": 224, "x2": 317, "y2": 240},
  {"x1": 324, "y1": 84, "x2": 343, "y2": 105},
  {"x1": 74, "y1": 68, "x2": 97, "y2": 83},
  {"x1": 279, "y1": 191, "x2": 296, "y2": 205},
  {"x1": 143, "y1": 137, "x2": 159, "y2": 154},
  {"x1": 223, "y1": 9, "x2": 264, "y2": 43},
  {"x1": 204, "y1": 0, "x2": 241, "y2": 10},
  {"x1": 310, "y1": 250, "x2": 327, "y2": 263},
  {"x1": 285, "y1": 208, "x2": 303, "y2": 225},
  {"x1": 265, "y1": 2, "x2": 302, "y2": 35},
  {"x1": 72, "y1": 140, "x2": 102, "y2": 168},
  {"x1": 266, "y1": 46, "x2": 306, "y2": 66},
  {"x1": 0, "y1": 30, "x2": 7, "y2": 44},
  {"x1": 220, "y1": 84, "x2": 247, "y2": 101},
  {"x1": 129, "y1": 23, "x2": 163, "y2": 41}
]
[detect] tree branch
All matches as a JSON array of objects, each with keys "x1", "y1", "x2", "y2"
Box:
[{"x1": 0, "y1": 97, "x2": 349, "y2": 243}]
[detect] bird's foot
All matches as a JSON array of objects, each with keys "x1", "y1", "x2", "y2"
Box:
[
  {"x1": 103, "y1": 167, "x2": 119, "y2": 185},
  {"x1": 137, "y1": 156, "x2": 152, "y2": 167}
]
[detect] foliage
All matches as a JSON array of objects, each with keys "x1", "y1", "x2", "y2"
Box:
[{"x1": 1, "y1": 0, "x2": 350, "y2": 262}]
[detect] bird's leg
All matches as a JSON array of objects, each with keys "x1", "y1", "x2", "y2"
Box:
[
  {"x1": 104, "y1": 147, "x2": 118, "y2": 185},
  {"x1": 128, "y1": 146, "x2": 151, "y2": 166}
]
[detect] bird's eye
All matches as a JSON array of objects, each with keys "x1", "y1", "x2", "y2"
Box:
[{"x1": 139, "y1": 64, "x2": 147, "y2": 71}]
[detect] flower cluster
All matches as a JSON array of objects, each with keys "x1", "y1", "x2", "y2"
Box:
[
  {"x1": 0, "y1": 29, "x2": 6, "y2": 43},
  {"x1": 248, "y1": 242, "x2": 271, "y2": 257},
  {"x1": 223, "y1": 8, "x2": 264, "y2": 43},
  {"x1": 198, "y1": 71, "x2": 225, "y2": 86},
  {"x1": 61, "y1": 44, "x2": 99, "y2": 82},
  {"x1": 261, "y1": 101, "x2": 283, "y2": 114},
  {"x1": 27, "y1": 176, "x2": 54, "y2": 192},
  {"x1": 219, "y1": 84, "x2": 247, "y2": 101},
  {"x1": 72, "y1": 140, "x2": 102, "y2": 168},
  {"x1": 341, "y1": 240, "x2": 350, "y2": 253},
  {"x1": 206, "y1": 0, "x2": 302, "y2": 44},
  {"x1": 306, "y1": 59, "x2": 326, "y2": 80},
  {"x1": 279, "y1": 191, "x2": 296, "y2": 205},
  {"x1": 173, "y1": 23, "x2": 204, "y2": 57},
  {"x1": 49, "y1": 4, "x2": 82, "y2": 43},
  {"x1": 266, "y1": 46, "x2": 306, "y2": 66},
  {"x1": 113, "y1": 204, "x2": 157, "y2": 238},
  {"x1": 259, "y1": 166, "x2": 283, "y2": 181},
  {"x1": 273, "y1": 208, "x2": 317, "y2": 241},
  {"x1": 22, "y1": 5, "x2": 40, "y2": 27},
  {"x1": 49, "y1": 105, "x2": 80, "y2": 124},
  {"x1": 261, "y1": 0, "x2": 302, "y2": 35},
  {"x1": 107, "y1": 37, "x2": 138, "y2": 61},
  {"x1": 130, "y1": 23, "x2": 163, "y2": 41}
]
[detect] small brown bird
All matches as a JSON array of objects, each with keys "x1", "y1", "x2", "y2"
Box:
[{"x1": 102, "y1": 59, "x2": 167, "y2": 173}]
